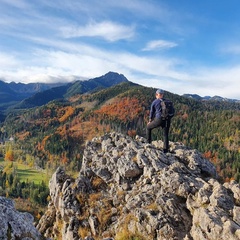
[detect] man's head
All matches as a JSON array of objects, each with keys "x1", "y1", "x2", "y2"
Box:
[{"x1": 156, "y1": 89, "x2": 164, "y2": 98}]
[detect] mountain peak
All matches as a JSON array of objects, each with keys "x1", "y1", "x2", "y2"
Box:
[
  {"x1": 104, "y1": 71, "x2": 128, "y2": 79},
  {"x1": 91, "y1": 71, "x2": 129, "y2": 86},
  {"x1": 37, "y1": 132, "x2": 240, "y2": 240}
]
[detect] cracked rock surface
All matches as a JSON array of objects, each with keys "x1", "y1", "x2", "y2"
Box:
[
  {"x1": 0, "y1": 197, "x2": 42, "y2": 240},
  {"x1": 37, "y1": 132, "x2": 240, "y2": 240}
]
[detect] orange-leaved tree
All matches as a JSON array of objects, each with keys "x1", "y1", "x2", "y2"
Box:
[{"x1": 5, "y1": 149, "x2": 14, "y2": 161}]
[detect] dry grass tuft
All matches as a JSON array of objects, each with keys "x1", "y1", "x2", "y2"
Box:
[
  {"x1": 88, "y1": 192, "x2": 102, "y2": 206},
  {"x1": 115, "y1": 213, "x2": 146, "y2": 240},
  {"x1": 91, "y1": 176, "x2": 106, "y2": 190},
  {"x1": 145, "y1": 202, "x2": 158, "y2": 211},
  {"x1": 78, "y1": 226, "x2": 91, "y2": 239}
]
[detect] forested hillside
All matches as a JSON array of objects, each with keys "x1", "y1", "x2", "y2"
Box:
[
  {"x1": 0, "y1": 80, "x2": 66, "y2": 111},
  {"x1": 0, "y1": 81, "x2": 239, "y2": 186}
]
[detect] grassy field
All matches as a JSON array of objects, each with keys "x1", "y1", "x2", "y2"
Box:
[{"x1": 0, "y1": 157, "x2": 49, "y2": 184}]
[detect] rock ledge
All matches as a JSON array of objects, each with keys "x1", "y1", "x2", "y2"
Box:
[
  {"x1": 0, "y1": 196, "x2": 42, "y2": 240},
  {"x1": 37, "y1": 132, "x2": 240, "y2": 240}
]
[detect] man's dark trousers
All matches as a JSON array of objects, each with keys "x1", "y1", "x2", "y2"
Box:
[{"x1": 146, "y1": 118, "x2": 171, "y2": 152}]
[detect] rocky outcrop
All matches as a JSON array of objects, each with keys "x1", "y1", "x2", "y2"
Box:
[
  {"x1": 0, "y1": 196, "x2": 42, "y2": 240},
  {"x1": 37, "y1": 132, "x2": 240, "y2": 240}
]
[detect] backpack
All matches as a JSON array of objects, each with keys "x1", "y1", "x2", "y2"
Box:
[{"x1": 160, "y1": 99, "x2": 175, "y2": 119}]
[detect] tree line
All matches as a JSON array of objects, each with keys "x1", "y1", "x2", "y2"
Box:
[{"x1": 0, "y1": 162, "x2": 49, "y2": 205}]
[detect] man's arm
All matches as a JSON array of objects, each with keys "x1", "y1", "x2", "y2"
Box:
[{"x1": 148, "y1": 100, "x2": 156, "y2": 123}]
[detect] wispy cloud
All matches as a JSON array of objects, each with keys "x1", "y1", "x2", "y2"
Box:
[
  {"x1": 61, "y1": 21, "x2": 135, "y2": 42},
  {"x1": 0, "y1": 0, "x2": 30, "y2": 9},
  {"x1": 0, "y1": 36, "x2": 181, "y2": 83},
  {"x1": 221, "y1": 43, "x2": 240, "y2": 55},
  {"x1": 1, "y1": 38, "x2": 240, "y2": 99},
  {"x1": 142, "y1": 40, "x2": 178, "y2": 51},
  {"x1": 0, "y1": 53, "x2": 19, "y2": 68}
]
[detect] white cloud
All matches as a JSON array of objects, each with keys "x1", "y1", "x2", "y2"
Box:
[
  {"x1": 142, "y1": 39, "x2": 178, "y2": 51},
  {"x1": 0, "y1": 53, "x2": 19, "y2": 68},
  {"x1": 173, "y1": 65, "x2": 240, "y2": 99},
  {"x1": 61, "y1": 21, "x2": 135, "y2": 42},
  {"x1": 221, "y1": 44, "x2": 240, "y2": 55},
  {"x1": 1, "y1": 34, "x2": 240, "y2": 99},
  {"x1": 0, "y1": 38, "x2": 182, "y2": 85},
  {"x1": 1, "y1": 43, "x2": 240, "y2": 99}
]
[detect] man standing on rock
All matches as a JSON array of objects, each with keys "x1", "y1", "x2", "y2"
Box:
[{"x1": 146, "y1": 89, "x2": 174, "y2": 153}]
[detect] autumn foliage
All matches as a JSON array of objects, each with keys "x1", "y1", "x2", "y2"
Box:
[
  {"x1": 0, "y1": 82, "x2": 239, "y2": 184},
  {"x1": 59, "y1": 106, "x2": 74, "y2": 123},
  {"x1": 95, "y1": 97, "x2": 143, "y2": 122},
  {"x1": 5, "y1": 149, "x2": 14, "y2": 161}
]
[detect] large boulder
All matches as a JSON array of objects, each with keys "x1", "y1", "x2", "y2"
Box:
[{"x1": 0, "y1": 196, "x2": 42, "y2": 240}]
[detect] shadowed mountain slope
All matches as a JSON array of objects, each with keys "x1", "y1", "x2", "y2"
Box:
[{"x1": 14, "y1": 72, "x2": 129, "y2": 109}]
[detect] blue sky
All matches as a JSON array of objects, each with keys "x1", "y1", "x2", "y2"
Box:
[{"x1": 1, "y1": 0, "x2": 240, "y2": 99}]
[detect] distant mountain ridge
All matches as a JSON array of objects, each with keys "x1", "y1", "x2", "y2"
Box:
[
  {"x1": 0, "y1": 80, "x2": 67, "y2": 109},
  {"x1": 183, "y1": 93, "x2": 240, "y2": 103},
  {"x1": 0, "y1": 71, "x2": 128, "y2": 113},
  {"x1": 13, "y1": 72, "x2": 129, "y2": 109},
  {"x1": 7, "y1": 81, "x2": 66, "y2": 93},
  {"x1": 2, "y1": 73, "x2": 239, "y2": 110},
  {"x1": 0, "y1": 80, "x2": 66, "y2": 97}
]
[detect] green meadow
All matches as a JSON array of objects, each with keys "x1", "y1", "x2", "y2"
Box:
[{"x1": 0, "y1": 157, "x2": 48, "y2": 184}]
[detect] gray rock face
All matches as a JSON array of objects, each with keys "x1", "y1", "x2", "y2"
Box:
[
  {"x1": 37, "y1": 132, "x2": 240, "y2": 240},
  {"x1": 0, "y1": 197, "x2": 42, "y2": 240}
]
